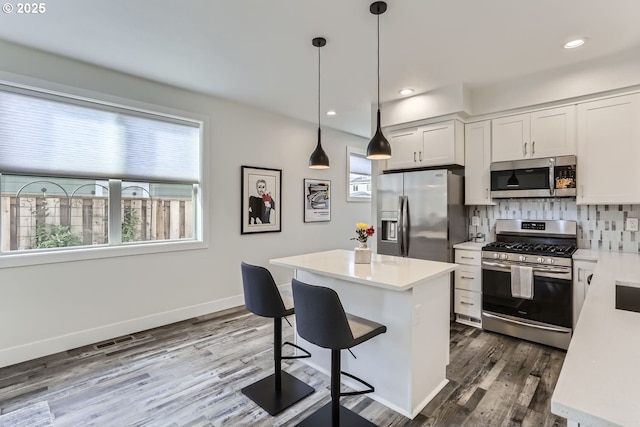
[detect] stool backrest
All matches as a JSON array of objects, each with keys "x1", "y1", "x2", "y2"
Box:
[
  {"x1": 291, "y1": 279, "x2": 354, "y2": 350},
  {"x1": 241, "y1": 262, "x2": 287, "y2": 318}
]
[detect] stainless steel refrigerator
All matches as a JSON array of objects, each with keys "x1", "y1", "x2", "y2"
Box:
[{"x1": 377, "y1": 169, "x2": 467, "y2": 263}]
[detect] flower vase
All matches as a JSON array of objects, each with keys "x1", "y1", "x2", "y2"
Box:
[{"x1": 354, "y1": 241, "x2": 372, "y2": 264}]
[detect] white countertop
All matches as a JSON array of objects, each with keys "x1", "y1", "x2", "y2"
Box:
[
  {"x1": 552, "y1": 250, "x2": 640, "y2": 426},
  {"x1": 270, "y1": 249, "x2": 458, "y2": 292},
  {"x1": 453, "y1": 241, "x2": 487, "y2": 251}
]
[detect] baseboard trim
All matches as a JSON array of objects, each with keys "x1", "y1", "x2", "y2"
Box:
[{"x1": 0, "y1": 294, "x2": 244, "y2": 368}]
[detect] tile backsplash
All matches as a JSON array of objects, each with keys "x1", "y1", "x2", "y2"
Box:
[{"x1": 469, "y1": 199, "x2": 640, "y2": 253}]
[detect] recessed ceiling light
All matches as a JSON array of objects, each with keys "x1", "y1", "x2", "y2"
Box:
[
  {"x1": 564, "y1": 39, "x2": 585, "y2": 49},
  {"x1": 326, "y1": 110, "x2": 336, "y2": 116},
  {"x1": 399, "y1": 88, "x2": 414, "y2": 96}
]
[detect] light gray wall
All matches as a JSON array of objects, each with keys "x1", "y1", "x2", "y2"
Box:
[{"x1": 0, "y1": 40, "x2": 370, "y2": 367}]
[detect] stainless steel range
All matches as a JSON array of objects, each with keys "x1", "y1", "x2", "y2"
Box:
[{"x1": 481, "y1": 219, "x2": 577, "y2": 350}]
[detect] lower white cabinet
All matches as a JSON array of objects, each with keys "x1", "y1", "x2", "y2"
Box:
[
  {"x1": 454, "y1": 248, "x2": 482, "y2": 327},
  {"x1": 573, "y1": 259, "x2": 597, "y2": 328}
]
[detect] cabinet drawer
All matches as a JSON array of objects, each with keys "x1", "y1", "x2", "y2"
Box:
[
  {"x1": 455, "y1": 249, "x2": 481, "y2": 266},
  {"x1": 455, "y1": 266, "x2": 482, "y2": 292},
  {"x1": 454, "y1": 289, "x2": 482, "y2": 318}
]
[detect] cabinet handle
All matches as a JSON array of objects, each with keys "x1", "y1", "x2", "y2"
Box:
[
  {"x1": 461, "y1": 256, "x2": 475, "y2": 259},
  {"x1": 485, "y1": 188, "x2": 489, "y2": 200},
  {"x1": 532, "y1": 140, "x2": 535, "y2": 155},
  {"x1": 460, "y1": 301, "x2": 474, "y2": 306},
  {"x1": 581, "y1": 185, "x2": 584, "y2": 198},
  {"x1": 414, "y1": 151, "x2": 417, "y2": 162},
  {"x1": 460, "y1": 275, "x2": 475, "y2": 279},
  {"x1": 523, "y1": 142, "x2": 528, "y2": 156},
  {"x1": 419, "y1": 151, "x2": 423, "y2": 162}
]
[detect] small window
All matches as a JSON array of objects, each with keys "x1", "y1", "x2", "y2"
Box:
[{"x1": 346, "y1": 146, "x2": 372, "y2": 202}]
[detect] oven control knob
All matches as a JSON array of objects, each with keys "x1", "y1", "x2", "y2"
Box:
[
  {"x1": 493, "y1": 253, "x2": 500, "y2": 259},
  {"x1": 518, "y1": 255, "x2": 526, "y2": 262},
  {"x1": 537, "y1": 257, "x2": 544, "y2": 263},
  {"x1": 500, "y1": 253, "x2": 508, "y2": 260},
  {"x1": 547, "y1": 258, "x2": 554, "y2": 264}
]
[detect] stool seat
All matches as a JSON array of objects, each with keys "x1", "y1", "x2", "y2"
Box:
[
  {"x1": 240, "y1": 262, "x2": 314, "y2": 416},
  {"x1": 346, "y1": 313, "x2": 386, "y2": 348},
  {"x1": 292, "y1": 279, "x2": 387, "y2": 427}
]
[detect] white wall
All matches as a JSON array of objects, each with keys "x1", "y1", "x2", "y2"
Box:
[
  {"x1": 0, "y1": 40, "x2": 370, "y2": 367},
  {"x1": 378, "y1": 48, "x2": 640, "y2": 126},
  {"x1": 470, "y1": 48, "x2": 640, "y2": 117}
]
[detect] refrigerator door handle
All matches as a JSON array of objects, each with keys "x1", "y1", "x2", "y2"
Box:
[
  {"x1": 397, "y1": 196, "x2": 404, "y2": 256},
  {"x1": 401, "y1": 196, "x2": 409, "y2": 257}
]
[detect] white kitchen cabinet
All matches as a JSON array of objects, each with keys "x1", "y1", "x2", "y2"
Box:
[
  {"x1": 573, "y1": 259, "x2": 597, "y2": 328},
  {"x1": 385, "y1": 127, "x2": 421, "y2": 170},
  {"x1": 386, "y1": 120, "x2": 464, "y2": 170},
  {"x1": 454, "y1": 248, "x2": 482, "y2": 327},
  {"x1": 464, "y1": 120, "x2": 494, "y2": 205},
  {"x1": 576, "y1": 93, "x2": 640, "y2": 204},
  {"x1": 491, "y1": 105, "x2": 576, "y2": 162}
]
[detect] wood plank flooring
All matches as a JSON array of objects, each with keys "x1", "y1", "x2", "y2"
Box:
[{"x1": 0, "y1": 308, "x2": 567, "y2": 426}]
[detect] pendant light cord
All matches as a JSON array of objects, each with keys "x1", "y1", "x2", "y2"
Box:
[
  {"x1": 317, "y1": 43, "x2": 321, "y2": 128},
  {"x1": 377, "y1": 12, "x2": 380, "y2": 110}
]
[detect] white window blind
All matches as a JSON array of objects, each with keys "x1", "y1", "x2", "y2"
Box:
[{"x1": 0, "y1": 86, "x2": 201, "y2": 183}]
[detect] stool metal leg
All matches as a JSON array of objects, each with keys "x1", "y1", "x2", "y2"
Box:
[
  {"x1": 331, "y1": 349, "x2": 340, "y2": 425},
  {"x1": 241, "y1": 317, "x2": 315, "y2": 416},
  {"x1": 274, "y1": 317, "x2": 282, "y2": 391},
  {"x1": 295, "y1": 349, "x2": 379, "y2": 427}
]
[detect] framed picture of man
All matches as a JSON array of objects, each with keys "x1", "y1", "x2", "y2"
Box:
[
  {"x1": 304, "y1": 178, "x2": 331, "y2": 222},
  {"x1": 241, "y1": 166, "x2": 282, "y2": 234}
]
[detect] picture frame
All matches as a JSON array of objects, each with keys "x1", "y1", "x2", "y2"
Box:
[
  {"x1": 304, "y1": 178, "x2": 331, "y2": 222},
  {"x1": 241, "y1": 166, "x2": 282, "y2": 234}
]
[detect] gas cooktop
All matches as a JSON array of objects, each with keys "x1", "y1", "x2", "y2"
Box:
[{"x1": 482, "y1": 241, "x2": 577, "y2": 258}]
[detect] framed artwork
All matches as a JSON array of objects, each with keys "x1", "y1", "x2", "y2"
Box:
[
  {"x1": 241, "y1": 166, "x2": 282, "y2": 234},
  {"x1": 304, "y1": 178, "x2": 331, "y2": 222}
]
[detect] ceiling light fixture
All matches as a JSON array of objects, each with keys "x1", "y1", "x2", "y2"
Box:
[
  {"x1": 564, "y1": 39, "x2": 585, "y2": 49},
  {"x1": 309, "y1": 37, "x2": 330, "y2": 169},
  {"x1": 399, "y1": 88, "x2": 414, "y2": 96},
  {"x1": 366, "y1": 1, "x2": 392, "y2": 160}
]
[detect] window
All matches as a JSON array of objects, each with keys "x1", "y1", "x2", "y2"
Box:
[
  {"x1": 0, "y1": 83, "x2": 203, "y2": 262},
  {"x1": 346, "y1": 146, "x2": 372, "y2": 202}
]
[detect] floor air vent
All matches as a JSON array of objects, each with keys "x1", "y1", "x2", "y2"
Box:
[{"x1": 93, "y1": 335, "x2": 135, "y2": 350}]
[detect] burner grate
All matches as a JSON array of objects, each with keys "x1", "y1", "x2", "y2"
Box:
[{"x1": 483, "y1": 241, "x2": 577, "y2": 257}]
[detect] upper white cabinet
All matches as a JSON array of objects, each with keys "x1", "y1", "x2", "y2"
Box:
[
  {"x1": 491, "y1": 105, "x2": 576, "y2": 162},
  {"x1": 464, "y1": 120, "x2": 494, "y2": 205},
  {"x1": 386, "y1": 120, "x2": 464, "y2": 170},
  {"x1": 576, "y1": 93, "x2": 640, "y2": 204},
  {"x1": 386, "y1": 127, "x2": 421, "y2": 170}
]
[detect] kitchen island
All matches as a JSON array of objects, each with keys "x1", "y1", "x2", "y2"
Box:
[
  {"x1": 552, "y1": 250, "x2": 640, "y2": 426},
  {"x1": 270, "y1": 249, "x2": 458, "y2": 419}
]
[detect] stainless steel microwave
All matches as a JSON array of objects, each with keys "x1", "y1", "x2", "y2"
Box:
[{"x1": 490, "y1": 155, "x2": 577, "y2": 198}]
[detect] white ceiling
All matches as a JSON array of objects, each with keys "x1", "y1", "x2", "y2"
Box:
[{"x1": 1, "y1": 0, "x2": 639, "y2": 137}]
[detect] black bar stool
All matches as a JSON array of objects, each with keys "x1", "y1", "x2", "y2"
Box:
[
  {"x1": 240, "y1": 262, "x2": 315, "y2": 415},
  {"x1": 291, "y1": 278, "x2": 387, "y2": 427}
]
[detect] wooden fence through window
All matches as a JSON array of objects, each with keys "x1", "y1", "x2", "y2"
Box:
[{"x1": 0, "y1": 195, "x2": 193, "y2": 251}]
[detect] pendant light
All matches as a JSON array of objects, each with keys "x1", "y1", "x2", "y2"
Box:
[
  {"x1": 309, "y1": 37, "x2": 330, "y2": 169},
  {"x1": 366, "y1": 1, "x2": 392, "y2": 160}
]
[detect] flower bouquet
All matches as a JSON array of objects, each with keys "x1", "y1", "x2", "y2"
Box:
[{"x1": 351, "y1": 223, "x2": 375, "y2": 263}]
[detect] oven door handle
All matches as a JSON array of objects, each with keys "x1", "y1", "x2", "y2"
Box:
[
  {"x1": 482, "y1": 260, "x2": 570, "y2": 274},
  {"x1": 483, "y1": 312, "x2": 571, "y2": 334}
]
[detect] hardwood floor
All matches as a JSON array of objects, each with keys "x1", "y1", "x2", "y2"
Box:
[{"x1": 0, "y1": 308, "x2": 567, "y2": 426}]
